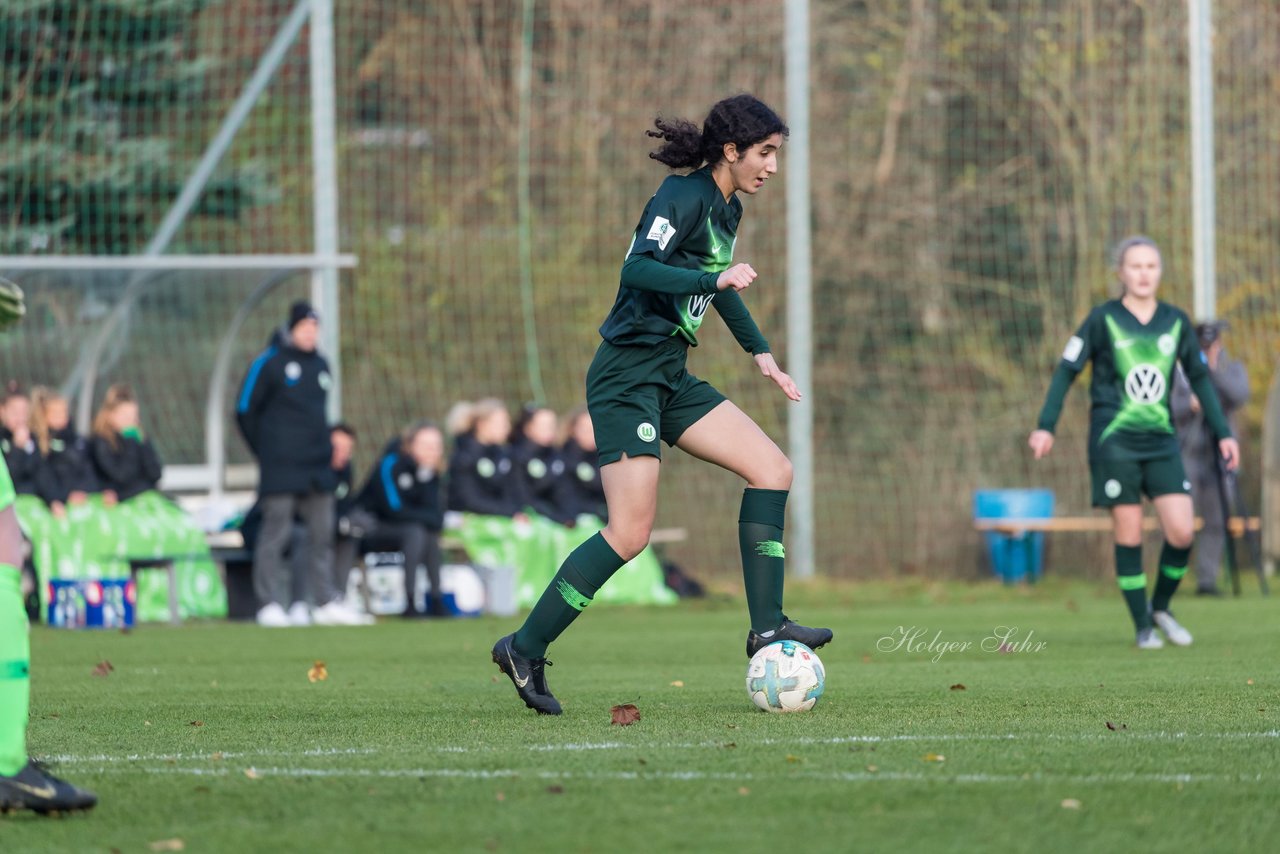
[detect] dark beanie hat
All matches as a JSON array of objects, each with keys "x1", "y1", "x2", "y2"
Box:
[{"x1": 288, "y1": 301, "x2": 319, "y2": 329}]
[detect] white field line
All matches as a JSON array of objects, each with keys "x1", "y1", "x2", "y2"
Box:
[
  {"x1": 45, "y1": 747, "x2": 377, "y2": 765},
  {"x1": 75, "y1": 765, "x2": 1279, "y2": 786},
  {"x1": 46, "y1": 730, "x2": 1280, "y2": 766}
]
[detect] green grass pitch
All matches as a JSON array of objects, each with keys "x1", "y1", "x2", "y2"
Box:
[{"x1": 6, "y1": 579, "x2": 1277, "y2": 853}]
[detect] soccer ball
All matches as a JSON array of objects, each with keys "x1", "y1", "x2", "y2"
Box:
[{"x1": 746, "y1": 640, "x2": 825, "y2": 713}]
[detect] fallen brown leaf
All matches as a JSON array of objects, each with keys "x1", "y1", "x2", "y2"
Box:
[
  {"x1": 1105, "y1": 721, "x2": 1127, "y2": 731},
  {"x1": 91, "y1": 660, "x2": 114, "y2": 677},
  {"x1": 923, "y1": 753, "x2": 946, "y2": 762},
  {"x1": 866, "y1": 764, "x2": 878, "y2": 773},
  {"x1": 308, "y1": 661, "x2": 328, "y2": 683},
  {"x1": 785, "y1": 754, "x2": 800, "y2": 763},
  {"x1": 545, "y1": 785, "x2": 564, "y2": 794},
  {"x1": 1061, "y1": 798, "x2": 1082, "y2": 810},
  {"x1": 610, "y1": 703, "x2": 641, "y2": 726},
  {"x1": 148, "y1": 840, "x2": 185, "y2": 852},
  {"x1": 211, "y1": 752, "x2": 224, "y2": 762},
  {"x1": 737, "y1": 787, "x2": 750, "y2": 795},
  {"x1": 950, "y1": 683, "x2": 966, "y2": 691},
  {"x1": 669, "y1": 680, "x2": 684, "y2": 688},
  {"x1": 244, "y1": 768, "x2": 261, "y2": 780},
  {"x1": 189, "y1": 721, "x2": 204, "y2": 727}
]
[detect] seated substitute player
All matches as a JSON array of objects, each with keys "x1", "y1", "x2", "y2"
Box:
[
  {"x1": 363, "y1": 421, "x2": 448, "y2": 618},
  {"x1": 1028, "y1": 236, "x2": 1239, "y2": 649},
  {"x1": 492, "y1": 94, "x2": 832, "y2": 715},
  {"x1": 558, "y1": 408, "x2": 606, "y2": 521},
  {"x1": 0, "y1": 277, "x2": 96, "y2": 814},
  {"x1": 511, "y1": 404, "x2": 576, "y2": 526}
]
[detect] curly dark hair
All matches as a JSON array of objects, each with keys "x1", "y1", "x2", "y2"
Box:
[{"x1": 647, "y1": 94, "x2": 789, "y2": 169}]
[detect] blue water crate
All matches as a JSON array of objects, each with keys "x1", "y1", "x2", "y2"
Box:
[
  {"x1": 973, "y1": 489, "x2": 1055, "y2": 583},
  {"x1": 46, "y1": 578, "x2": 136, "y2": 629}
]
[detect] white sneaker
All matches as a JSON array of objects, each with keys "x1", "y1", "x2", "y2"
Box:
[
  {"x1": 287, "y1": 601, "x2": 313, "y2": 627},
  {"x1": 1152, "y1": 610, "x2": 1193, "y2": 646},
  {"x1": 256, "y1": 602, "x2": 291, "y2": 628},
  {"x1": 1135, "y1": 627, "x2": 1164, "y2": 650},
  {"x1": 312, "y1": 599, "x2": 374, "y2": 626}
]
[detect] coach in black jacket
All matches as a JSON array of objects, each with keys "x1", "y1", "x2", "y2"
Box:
[{"x1": 235, "y1": 301, "x2": 338, "y2": 626}]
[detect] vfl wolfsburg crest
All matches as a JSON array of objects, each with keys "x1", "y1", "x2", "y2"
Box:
[{"x1": 637, "y1": 422, "x2": 657, "y2": 442}]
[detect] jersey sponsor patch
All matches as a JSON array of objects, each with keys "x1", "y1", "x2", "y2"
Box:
[
  {"x1": 646, "y1": 216, "x2": 676, "y2": 250},
  {"x1": 1062, "y1": 336, "x2": 1084, "y2": 362}
]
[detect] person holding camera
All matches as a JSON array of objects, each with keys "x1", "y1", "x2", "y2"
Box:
[{"x1": 1170, "y1": 321, "x2": 1251, "y2": 595}]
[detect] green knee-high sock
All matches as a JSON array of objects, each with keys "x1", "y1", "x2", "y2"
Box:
[
  {"x1": 1151, "y1": 542, "x2": 1191, "y2": 613},
  {"x1": 0, "y1": 565, "x2": 29, "y2": 776},
  {"x1": 740, "y1": 488, "x2": 788, "y2": 634},
  {"x1": 1114, "y1": 544, "x2": 1150, "y2": 630},
  {"x1": 513, "y1": 533, "x2": 625, "y2": 659}
]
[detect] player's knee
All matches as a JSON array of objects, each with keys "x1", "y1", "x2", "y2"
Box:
[
  {"x1": 752, "y1": 454, "x2": 792, "y2": 491},
  {"x1": 604, "y1": 524, "x2": 651, "y2": 561},
  {"x1": 1168, "y1": 529, "x2": 1194, "y2": 550}
]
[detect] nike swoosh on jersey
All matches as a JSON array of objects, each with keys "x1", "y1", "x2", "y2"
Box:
[{"x1": 506, "y1": 650, "x2": 529, "y2": 688}]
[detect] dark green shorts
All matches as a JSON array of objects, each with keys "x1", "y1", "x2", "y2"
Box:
[
  {"x1": 586, "y1": 339, "x2": 726, "y2": 465},
  {"x1": 1090, "y1": 454, "x2": 1190, "y2": 507}
]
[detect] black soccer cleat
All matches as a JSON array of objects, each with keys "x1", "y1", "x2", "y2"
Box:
[
  {"x1": 491, "y1": 633, "x2": 562, "y2": 715},
  {"x1": 0, "y1": 760, "x2": 97, "y2": 815},
  {"x1": 746, "y1": 617, "x2": 834, "y2": 659}
]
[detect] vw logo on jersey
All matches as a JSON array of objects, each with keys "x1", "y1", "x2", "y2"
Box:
[
  {"x1": 528, "y1": 459, "x2": 547, "y2": 479},
  {"x1": 498, "y1": 458, "x2": 511, "y2": 474},
  {"x1": 687, "y1": 293, "x2": 714, "y2": 320},
  {"x1": 284, "y1": 361, "x2": 302, "y2": 384},
  {"x1": 1157, "y1": 334, "x2": 1176, "y2": 356},
  {"x1": 551, "y1": 459, "x2": 565, "y2": 476},
  {"x1": 1124, "y1": 364, "x2": 1166, "y2": 404}
]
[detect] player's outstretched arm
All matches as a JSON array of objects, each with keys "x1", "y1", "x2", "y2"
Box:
[{"x1": 754, "y1": 352, "x2": 801, "y2": 401}]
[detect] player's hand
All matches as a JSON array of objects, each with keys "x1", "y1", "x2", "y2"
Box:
[
  {"x1": 0, "y1": 277, "x2": 26, "y2": 329},
  {"x1": 68, "y1": 490, "x2": 88, "y2": 505},
  {"x1": 1189, "y1": 393, "x2": 1201, "y2": 414},
  {"x1": 1219, "y1": 437, "x2": 1240, "y2": 471},
  {"x1": 51, "y1": 501, "x2": 66, "y2": 519},
  {"x1": 754, "y1": 353, "x2": 801, "y2": 401},
  {"x1": 101, "y1": 490, "x2": 118, "y2": 508},
  {"x1": 716, "y1": 263, "x2": 757, "y2": 292},
  {"x1": 1028, "y1": 429, "x2": 1054, "y2": 459}
]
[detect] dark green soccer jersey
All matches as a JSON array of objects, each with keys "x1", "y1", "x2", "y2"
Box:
[
  {"x1": 1037, "y1": 299, "x2": 1231, "y2": 460},
  {"x1": 598, "y1": 166, "x2": 769, "y2": 354}
]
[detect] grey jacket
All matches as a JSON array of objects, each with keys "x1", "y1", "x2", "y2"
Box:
[{"x1": 1171, "y1": 350, "x2": 1250, "y2": 461}]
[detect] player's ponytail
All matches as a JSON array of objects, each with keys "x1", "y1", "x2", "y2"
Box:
[{"x1": 648, "y1": 94, "x2": 789, "y2": 170}]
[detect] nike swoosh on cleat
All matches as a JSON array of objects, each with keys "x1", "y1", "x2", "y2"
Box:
[
  {"x1": 506, "y1": 650, "x2": 529, "y2": 688},
  {"x1": 10, "y1": 781, "x2": 57, "y2": 799}
]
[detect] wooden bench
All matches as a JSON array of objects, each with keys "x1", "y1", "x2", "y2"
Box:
[{"x1": 975, "y1": 516, "x2": 1261, "y2": 536}]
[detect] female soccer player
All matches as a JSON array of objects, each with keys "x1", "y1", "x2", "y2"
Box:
[
  {"x1": 493, "y1": 94, "x2": 831, "y2": 714},
  {"x1": 1029, "y1": 236, "x2": 1240, "y2": 649}
]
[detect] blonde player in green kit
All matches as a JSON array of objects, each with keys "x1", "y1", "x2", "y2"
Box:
[
  {"x1": 1029, "y1": 238, "x2": 1240, "y2": 649},
  {"x1": 0, "y1": 278, "x2": 97, "y2": 814},
  {"x1": 492, "y1": 95, "x2": 832, "y2": 714}
]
